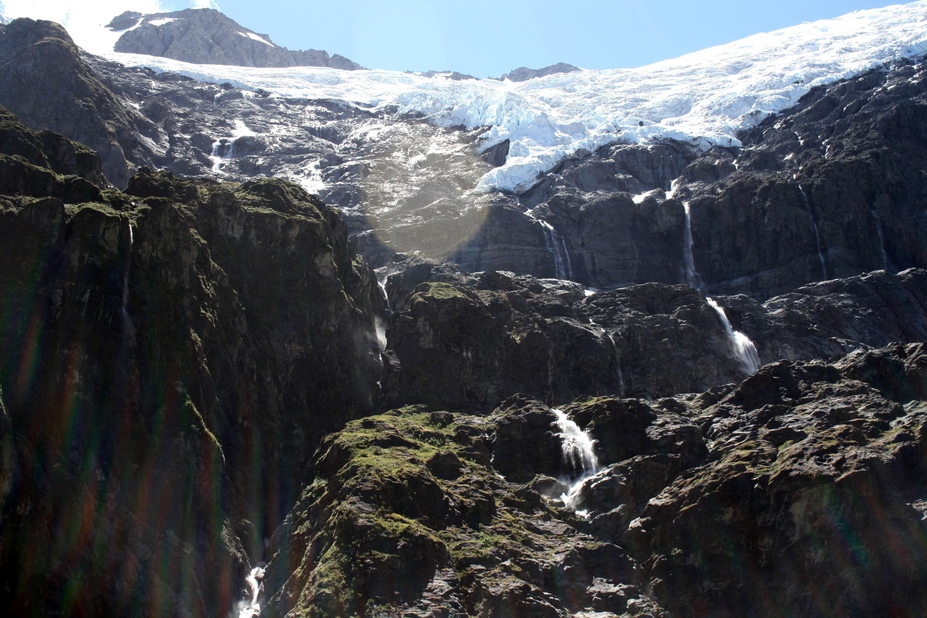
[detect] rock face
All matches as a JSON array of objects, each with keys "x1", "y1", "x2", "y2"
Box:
[
  {"x1": 0, "y1": 111, "x2": 382, "y2": 616},
  {"x1": 109, "y1": 9, "x2": 362, "y2": 69},
  {"x1": 377, "y1": 257, "x2": 927, "y2": 413},
  {"x1": 498, "y1": 62, "x2": 581, "y2": 81},
  {"x1": 0, "y1": 18, "x2": 164, "y2": 187},
  {"x1": 264, "y1": 344, "x2": 927, "y2": 617}
]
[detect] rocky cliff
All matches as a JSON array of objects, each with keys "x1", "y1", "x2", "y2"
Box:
[
  {"x1": 0, "y1": 108, "x2": 382, "y2": 616},
  {"x1": 0, "y1": 10, "x2": 926, "y2": 618}
]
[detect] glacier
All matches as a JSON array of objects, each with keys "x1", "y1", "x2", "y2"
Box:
[{"x1": 73, "y1": 1, "x2": 927, "y2": 194}]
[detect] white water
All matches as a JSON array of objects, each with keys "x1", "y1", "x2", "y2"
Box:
[
  {"x1": 120, "y1": 222, "x2": 134, "y2": 324},
  {"x1": 706, "y1": 298, "x2": 761, "y2": 375},
  {"x1": 589, "y1": 320, "x2": 625, "y2": 396},
  {"x1": 537, "y1": 219, "x2": 573, "y2": 281},
  {"x1": 237, "y1": 566, "x2": 265, "y2": 618},
  {"x1": 682, "y1": 200, "x2": 761, "y2": 375},
  {"x1": 552, "y1": 408, "x2": 600, "y2": 512}
]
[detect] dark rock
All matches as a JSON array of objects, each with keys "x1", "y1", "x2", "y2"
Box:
[
  {"x1": 498, "y1": 62, "x2": 581, "y2": 82},
  {"x1": 0, "y1": 153, "x2": 382, "y2": 615},
  {"x1": 0, "y1": 18, "x2": 163, "y2": 187}
]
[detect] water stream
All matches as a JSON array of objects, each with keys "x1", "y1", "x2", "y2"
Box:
[
  {"x1": 552, "y1": 408, "x2": 600, "y2": 515},
  {"x1": 589, "y1": 320, "x2": 625, "y2": 396},
  {"x1": 870, "y1": 206, "x2": 891, "y2": 271},
  {"x1": 237, "y1": 565, "x2": 265, "y2": 618},
  {"x1": 682, "y1": 200, "x2": 761, "y2": 376},
  {"x1": 682, "y1": 202, "x2": 703, "y2": 292},
  {"x1": 706, "y1": 298, "x2": 761, "y2": 375}
]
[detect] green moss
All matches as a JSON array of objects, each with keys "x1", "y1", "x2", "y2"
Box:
[{"x1": 412, "y1": 281, "x2": 467, "y2": 302}]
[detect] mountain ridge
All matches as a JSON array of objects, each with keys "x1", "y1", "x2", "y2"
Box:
[{"x1": 107, "y1": 8, "x2": 363, "y2": 70}]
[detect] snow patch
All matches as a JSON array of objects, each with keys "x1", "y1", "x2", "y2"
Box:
[
  {"x1": 239, "y1": 31, "x2": 275, "y2": 47},
  {"x1": 148, "y1": 18, "x2": 177, "y2": 27}
]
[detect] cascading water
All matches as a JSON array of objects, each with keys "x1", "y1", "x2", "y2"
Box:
[
  {"x1": 210, "y1": 139, "x2": 231, "y2": 172},
  {"x1": 552, "y1": 408, "x2": 601, "y2": 515},
  {"x1": 237, "y1": 565, "x2": 265, "y2": 618},
  {"x1": 682, "y1": 199, "x2": 761, "y2": 376},
  {"x1": 682, "y1": 202, "x2": 703, "y2": 292},
  {"x1": 797, "y1": 183, "x2": 828, "y2": 279},
  {"x1": 706, "y1": 298, "x2": 761, "y2": 375},
  {"x1": 523, "y1": 203, "x2": 573, "y2": 281},
  {"x1": 374, "y1": 275, "x2": 392, "y2": 354},
  {"x1": 538, "y1": 220, "x2": 573, "y2": 280}
]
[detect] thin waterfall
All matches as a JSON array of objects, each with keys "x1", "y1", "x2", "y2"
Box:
[
  {"x1": 538, "y1": 220, "x2": 572, "y2": 280},
  {"x1": 552, "y1": 408, "x2": 600, "y2": 514},
  {"x1": 706, "y1": 298, "x2": 761, "y2": 375},
  {"x1": 606, "y1": 332, "x2": 626, "y2": 396},
  {"x1": 210, "y1": 139, "x2": 231, "y2": 173},
  {"x1": 588, "y1": 319, "x2": 625, "y2": 396},
  {"x1": 682, "y1": 199, "x2": 761, "y2": 376},
  {"x1": 682, "y1": 202, "x2": 703, "y2": 292},
  {"x1": 797, "y1": 184, "x2": 828, "y2": 279},
  {"x1": 869, "y1": 206, "x2": 891, "y2": 271},
  {"x1": 523, "y1": 203, "x2": 573, "y2": 280},
  {"x1": 375, "y1": 275, "x2": 391, "y2": 354}
]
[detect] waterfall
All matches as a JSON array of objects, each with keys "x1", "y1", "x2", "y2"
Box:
[
  {"x1": 538, "y1": 220, "x2": 573, "y2": 280},
  {"x1": 797, "y1": 184, "x2": 828, "y2": 279},
  {"x1": 552, "y1": 408, "x2": 600, "y2": 513},
  {"x1": 523, "y1": 204, "x2": 573, "y2": 281},
  {"x1": 869, "y1": 206, "x2": 891, "y2": 271},
  {"x1": 681, "y1": 199, "x2": 761, "y2": 375},
  {"x1": 605, "y1": 332, "x2": 626, "y2": 397},
  {"x1": 119, "y1": 222, "x2": 134, "y2": 333},
  {"x1": 377, "y1": 277, "x2": 393, "y2": 316},
  {"x1": 682, "y1": 202, "x2": 703, "y2": 292},
  {"x1": 706, "y1": 298, "x2": 761, "y2": 375},
  {"x1": 210, "y1": 139, "x2": 231, "y2": 173},
  {"x1": 237, "y1": 566, "x2": 265, "y2": 618},
  {"x1": 588, "y1": 320, "x2": 625, "y2": 396}
]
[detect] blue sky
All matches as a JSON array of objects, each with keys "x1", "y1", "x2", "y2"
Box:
[{"x1": 0, "y1": 0, "x2": 910, "y2": 76}]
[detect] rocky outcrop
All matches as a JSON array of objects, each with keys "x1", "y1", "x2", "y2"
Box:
[
  {"x1": 498, "y1": 62, "x2": 581, "y2": 82},
  {"x1": 623, "y1": 343, "x2": 927, "y2": 617},
  {"x1": 263, "y1": 400, "x2": 662, "y2": 617},
  {"x1": 0, "y1": 118, "x2": 382, "y2": 616},
  {"x1": 378, "y1": 257, "x2": 927, "y2": 413},
  {"x1": 109, "y1": 9, "x2": 362, "y2": 69},
  {"x1": 0, "y1": 18, "x2": 165, "y2": 187},
  {"x1": 263, "y1": 343, "x2": 927, "y2": 617}
]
